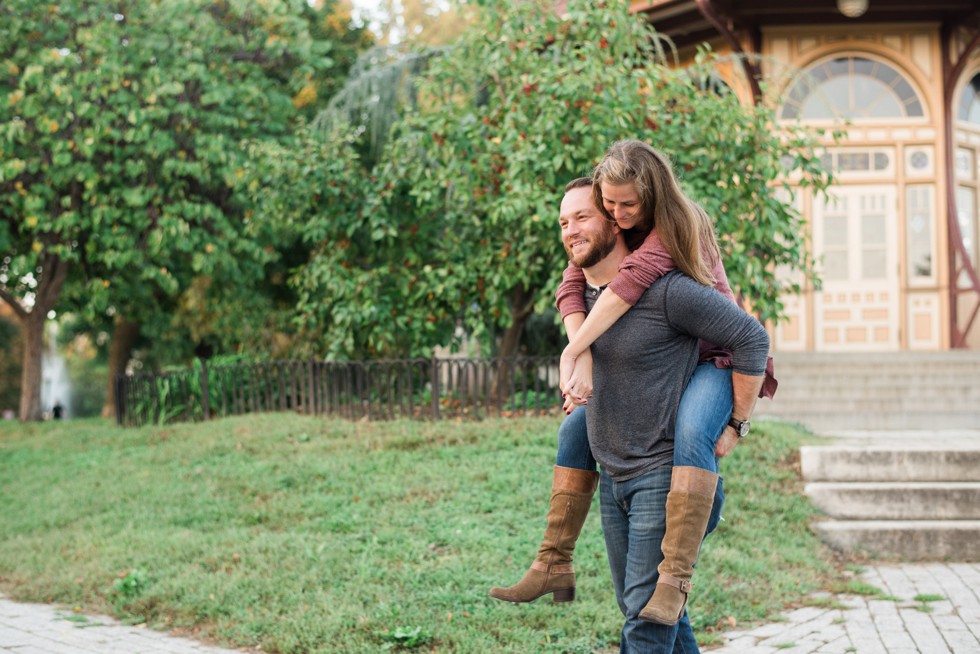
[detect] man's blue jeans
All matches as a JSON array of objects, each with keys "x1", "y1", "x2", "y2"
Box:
[{"x1": 600, "y1": 465, "x2": 697, "y2": 654}]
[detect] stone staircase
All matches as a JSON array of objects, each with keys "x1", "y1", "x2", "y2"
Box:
[
  {"x1": 800, "y1": 435, "x2": 980, "y2": 560},
  {"x1": 754, "y1": 351, "x2": 980, "y2": 431},
  {"x1": 756, "y1": 351, "x2": 980, "y2": 560}
]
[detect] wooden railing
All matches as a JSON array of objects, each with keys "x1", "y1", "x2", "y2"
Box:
[{"x1": 114, "y1": 356, "x2": 563, "y2": 427}]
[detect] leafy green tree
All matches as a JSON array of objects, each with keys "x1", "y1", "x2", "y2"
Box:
[
  {"x1": 233, "y1": 0, "x2": 833, "y2": 366},
  {"x1": 238, "y1": 122, "x2": 462, "y2": 359},
  {"x1": 373, "y1": 0, "x2": 831, "y2": 358},
  {"x1": 0, "y1": 0, "x2": 344, "y2": 420}
]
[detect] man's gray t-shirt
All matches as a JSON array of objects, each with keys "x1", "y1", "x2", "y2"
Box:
[{"x1": 584, "y1": 270, "x2": 770, "y2": 482}]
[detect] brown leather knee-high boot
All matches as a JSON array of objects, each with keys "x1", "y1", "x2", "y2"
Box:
[
  {"x1": 639, "y1": 465, "x2": 719, "y2": 625},
  {"x1": 489, "y1": 466, "x2": 599, "y2": 603}
]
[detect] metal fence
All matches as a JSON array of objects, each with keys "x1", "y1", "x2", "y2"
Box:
[{"x1": 114, "y1": 356, "x2": 563, "y2": 427}]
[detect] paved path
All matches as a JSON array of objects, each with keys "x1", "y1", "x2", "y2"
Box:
[
  {"x1": 2, "y1": 563, "x2": 979, "y2": 653},
  {"x1": 709, "y1": 563, "x2": 980, "y2": 653},
  {"x1": 0, "y1": 598, "x2": 245, "y2": 654}
]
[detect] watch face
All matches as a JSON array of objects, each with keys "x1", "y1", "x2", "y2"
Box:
[{"x1": 731, "y1": 419, "x2": 749, "y2": 437}]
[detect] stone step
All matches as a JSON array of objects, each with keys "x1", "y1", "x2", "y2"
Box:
[
  {"x1": 760, "y1": 397, "x2": 979, "y2": 411},
  {"x1": 758, "y1": 410, "x2": 980, "y2": 431},
  {"x1": 800, "y1": 445, "x2": 980, "y2": 481},
  {"x1": 812, "y1": 520, "x2": 980, "y2": 561},
  {"x1": 774, "y1": 363, "x2": 980, "y2": 376},
  {"x1": 773, "y1": 351, "x2": 980, "y2": 367},
  {"x1": 770, "y1": 382, "x2": 980, "y2": 397},
  {"x1": 805, "y1": 482, "x2": 980, "y2": 519},
  {"x1": 759, "y1": 352, "x2": 980, "y2": 433}
]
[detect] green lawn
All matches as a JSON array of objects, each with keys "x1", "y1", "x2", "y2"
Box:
[{"x1": 0, "y1": 414, "x2": 833, "y2": 653}]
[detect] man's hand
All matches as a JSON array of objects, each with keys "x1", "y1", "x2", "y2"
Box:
[{"x1": 715, "y1": 426, "x2": 740, "y2": 458}]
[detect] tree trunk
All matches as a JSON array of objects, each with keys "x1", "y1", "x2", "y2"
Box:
[
  {"x1": 102, "y1": 318, "x2": 141, "y2": 418},
  {"x1": 12, "y1": 252, "x2": 69, "y2": 421},
  {"x1": 491, "y1": 284, "x2": 536, "y2": 404},
  {"x1": 498, "y1": 283, "x2": 536, "y2": 358},
  {"x1": 18, "y1": 312, "x2": 45, "y2": 422}
]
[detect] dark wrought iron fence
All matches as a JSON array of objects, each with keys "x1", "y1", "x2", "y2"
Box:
[{"x1": 114, "y1": 356, "x2": 563, "y2": 427}]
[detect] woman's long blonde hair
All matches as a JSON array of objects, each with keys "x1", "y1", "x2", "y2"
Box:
[{"x1": 591, "y1": 140, "x2": 720, "y2": 287}]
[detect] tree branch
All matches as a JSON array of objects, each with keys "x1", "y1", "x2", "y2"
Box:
[{"x1": 0, "y1": 287, "x2": 27, "y2": 321}]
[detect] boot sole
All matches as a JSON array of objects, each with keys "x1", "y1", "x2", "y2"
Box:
[
  {"x1": 638, "y1": 609, "x2": 681, "y2": 625},
  {"x1": 488, "y1": 587, "x2": 575, "y2": 603}
]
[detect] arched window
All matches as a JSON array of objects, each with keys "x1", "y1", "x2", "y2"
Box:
[
  {"x1": 781, "y1": 56, "x2": 924, "y2": 120},
  {"x1": 956, "y1": 72, "x2": 980, "y2": 290},
  {"x1": 958, "y1": 73, "x2": 980, "y2": 124}
]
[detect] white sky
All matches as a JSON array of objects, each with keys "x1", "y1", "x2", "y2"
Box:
[
  {"x1": 348, "y1": 0, "x2": 390, "y2": 33},
  {"x1": 346, "y1": 0, "x2": 454, "y2": 42}
]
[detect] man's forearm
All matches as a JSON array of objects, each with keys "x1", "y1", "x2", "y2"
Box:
[{"x1": 731, "y1": 371, "x2": 763, "y2": 420}]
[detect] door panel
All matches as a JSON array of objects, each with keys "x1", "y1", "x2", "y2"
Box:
[{"x1": 813, "y1": 186, "x2": 899, "y2": 350}]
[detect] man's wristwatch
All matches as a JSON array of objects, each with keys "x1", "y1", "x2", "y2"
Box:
[{"x1": 728, "y1": 417, "x2": 751, "y2": 438}]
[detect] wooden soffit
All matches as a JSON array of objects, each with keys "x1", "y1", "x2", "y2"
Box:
[{"x1": 629, "y1": 0, "x2": 980, "y2": 50}]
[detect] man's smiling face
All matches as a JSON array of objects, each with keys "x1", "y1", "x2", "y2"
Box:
[{"x1": 559, "y1": 185, "x2": 619, "y2": 269}]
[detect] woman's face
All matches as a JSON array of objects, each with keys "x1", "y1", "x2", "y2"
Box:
[{"x1": 599, "y1": 182, "x2": 642, "y2": 230}]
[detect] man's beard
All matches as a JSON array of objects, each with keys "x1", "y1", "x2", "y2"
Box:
[{"x1": 565, "y1": 223, "x2": 617, "y2": 268}]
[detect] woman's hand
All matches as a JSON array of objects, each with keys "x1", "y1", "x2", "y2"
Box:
[
  {"x1": 561, "y1": 347, "x2": 593, "y2": 411},
  {"x1": 715, "y1": 426, "x2": 740, "y2": 458},
  {"x1": 559, "y1": 346, "x2": 577, "y2": 393}
]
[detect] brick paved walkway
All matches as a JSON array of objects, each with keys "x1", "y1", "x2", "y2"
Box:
[
  {"x1": 0, "y1": 599, "x2": 244, "y2": 654},
  {"x1": 2, "y1": 563, "x2": 978, "y2": 653},
  {"x1": 709, "y1": 563, "x2": 980, "y2": 653}
]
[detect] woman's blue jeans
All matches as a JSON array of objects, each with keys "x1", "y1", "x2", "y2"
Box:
[{"x1": 556, "y1": 363, "x2": 734, "y2": 473}]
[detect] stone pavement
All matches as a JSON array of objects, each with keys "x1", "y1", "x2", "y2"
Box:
[
  {"x1": 0, "y1": 597, "x2": 245, "y2": 654},
  {"x1": 708, "y1": 563, "x2": 980, "y2": 653},
  {"x1": 2, "y1": 563, "x2": 978, "y2": 653}
]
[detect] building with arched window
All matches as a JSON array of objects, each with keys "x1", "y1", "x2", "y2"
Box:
[{"x1": 631, "y1": 0, "x2": 980, "y2": 352}]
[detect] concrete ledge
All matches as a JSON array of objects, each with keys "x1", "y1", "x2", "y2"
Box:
[
  {"x1": 758, "y1": 411, "x2": 980, "y2": 431},
  {"x1": 800, "y1": 446, "x2": 980, "y2": 481},
  {"x1": 813, "y1": 520, "x2": 980, "y2": 561},
  {"x1": 805, "y1": 482, "x2": 980, "y2": 519}
]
